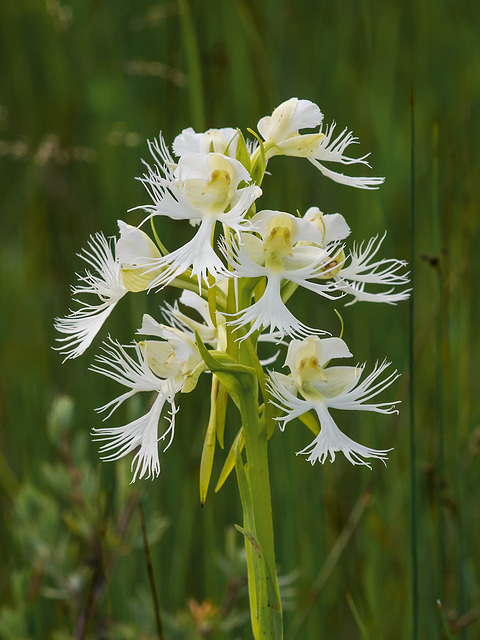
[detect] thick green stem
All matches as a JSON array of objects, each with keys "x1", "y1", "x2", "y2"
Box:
[
  {"x1": 195, "y1": 334, "x2": 283, "y2": 638},
  {"x1": 235, "y1": 346, "x2": 283, "y2": 639}
]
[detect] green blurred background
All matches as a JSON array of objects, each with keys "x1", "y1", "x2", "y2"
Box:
[{"x1": 1, "y1": 0, "x2": 479, "y2": 638}]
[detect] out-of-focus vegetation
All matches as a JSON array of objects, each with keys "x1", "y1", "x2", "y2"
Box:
[{"x1": 0, "y1": 1, "x2": 479, "y2": 638}]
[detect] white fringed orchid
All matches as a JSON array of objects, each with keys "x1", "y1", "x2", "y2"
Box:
[
  {"x1": 223, "y1": 209, "x2": 342, "y2": 340},
  {"x1": 116, "y1": 220, "x2": 163, "y2": 292},
  {"x1": 162, "y1": 289, "x2": 228, "y2": 352},
  {"x1": 54, "y1": 232, "x2": 127, "y2": 361},
  {"x1": 55, "y1": 99, "x2": 407, "y2": 638},
  {"x1": 304, "y1": 207, "x2": 410, "y2": 304},
  {"x1": 257, "y1": 98, "x2": 324, "y2": 158},
  {"x1": 268, "y1": 336, "x2": 399, "y2": 467},
  {"x1": 172, "y1": 126, "x2": 239, "y2": 158},
  {"x1": 257, "y1": 97, "x2": 384, "y2": 189},
  {"x1": 91, "y1": 320, "x2": 204, "y2": 481},
  {"x1": 54, "y1": 223, "x2": 163, "y2": 361},
  {"x1": 139, "y1": 135, "x2": 262, "y2": 289},
  {"x1": 162, "y1": 287, "x2": 282, "y2": 365}
]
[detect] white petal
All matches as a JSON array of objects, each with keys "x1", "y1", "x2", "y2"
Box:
[
  {"x1": 138, "y1": 313, "x2": 165, "y2": 338},
  {"x1": 285, "y1": 336, "x2": 352, "y2": 373},
  {"x1": 337, "y1": 234, "x2": 410, "y2": 304},
  {"x1": 258, "y1": 98, "x2": 323, "y2": 142},
  {"x1": 315, "y1": 365, "x2": 361, "y2": 398},
  {"x1": 146, "y1": 135, "x2": 176, "y2": 177},
  {"x1": 336, "y1": 278, "x2": 411, "y2": 306},
  {"x1": 228, "y1": 274, "x2": 325, "y2": 341},
  {"x1": 322, "y1": 213, "x2": 351, "y2": 244},
  {"x1": 289, "y1": 99, "x2": 324, "y2": 133},
  {"x1": 309, "y1": 158, "x2": 385, "y2": 190},
  {"x1": 116, "y1": 220, "x2": 161, "y2": 264},
  {"x1": 257, "y1": 115, "x2": 272, "y2": 141},
  {"x1": 147, "y1": 219, "x2": 230, "y2": 290},
  {"x1": 172, "y1": 127, "x2": 202, "y2": 156},
  {"x1": 297, "y1": 402, "x2": 391, "y2": 468},
  {"x1": 316, "y1": 338, "x2": 353, "y2": 366},
  {"x1": 276, "y1": 133, "x2": 324, "y2": 158},
  {"x1": 90, "y1": 339, "x2": 160, "y2": 394},
  {"x1": 327, "y1": 360, "x2": 400, "y2": 413},
  {"x1": 92, "y1": 389, "x2": 178, "y2": 482},
  {"x1": 161, "y1": 299, "x2": 218, "y2": 345},
  {"x1": 198, "y1": 128, "x2": 239, "y2": 156},
  {"x1": 178, "y1": 290, "x2": 212, "y2": 324},
  {"x1": 267, "y1": 372, "x2": 312, "y2": 430},
  {"x1": 54, "y1": 233, "x2": 126, "y2": 360},
  {"x1": 173, "y1": 127, "x2": 239, "y2": 157},
  {"x1": 314, "y1": 123, "x2": 369, "y2": 166},
  {"x1": 55, "y1": 303, "x2": 118, "y2": 361}
]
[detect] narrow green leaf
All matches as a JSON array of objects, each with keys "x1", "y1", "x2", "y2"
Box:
[
  {"x1": 299, "y1": 410, "x2": 320, "y2": 436},
  {"x1": 215, "y1": 381, "x2": 229, "y2": 449},
  {"x1": 199, "y1": 377, "x2": 218, "y2": 506},
  {"x1": 195, "y1": 333, "x2": 255, "y2": 402},
  {"x1": 215, "y1": 428, "x2": 244, "y2": 493},
  {"x1": 235, "y1": 128, "x2": 252, "y2": 173},
  {"x1": 247, "y1": 128, "x2": 267, "y2": 186}
]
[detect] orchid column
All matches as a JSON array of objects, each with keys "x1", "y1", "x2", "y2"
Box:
[{"x1": 55, "y1": 98, "x2": 409, "y2": 639}]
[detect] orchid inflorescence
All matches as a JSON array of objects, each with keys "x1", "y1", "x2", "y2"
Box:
[{"x1": 55, "y1": 97, "x2": 409, "y2": 485}]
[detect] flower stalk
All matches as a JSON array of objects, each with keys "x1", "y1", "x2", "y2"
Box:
[{"x1": 197, "y1": 336, "x2": 282, "y2": 638}]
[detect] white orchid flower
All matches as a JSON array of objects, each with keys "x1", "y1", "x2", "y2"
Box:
[
  {"x1": 257, "y1": 97, "x2": 324, "y2": 157},
  {"x1": 138, "y1": 135, "x2": 262, "y2": 290},
  {"x1": 91, "y1": 320, "x2": 204, "y2": 481},
  {"x1": 55, "y1": 222, "x2": 163, "y2": 360},
  {"x1": 222, "y1": 209, "x2": 343, "y2": 341},
  {"x1": 257, "y1": 97, "x2": 384, "y2": 189},
  {"x1": 54, "y1": 232, "x2": 127, "y2": 361},
  {"x1": 304, "y1": 207, "x2": 410, "y2": 304},
  {"x1": 116, "y1": 220, "x2": 163, "y2": 292},
  {"x1": 162, "y1": 289, "x2": 228, "y2": 352},
  {"x1": 334, "y1": 234, "x2": 411, "y2": 304},
  {"x1": 172, "y1": 126, "x2": 239, "y2": 157},
  {"x1": 267, "y1": 336, "x2": 399, "y2": 468}
]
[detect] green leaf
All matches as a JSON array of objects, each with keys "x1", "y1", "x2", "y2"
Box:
[
  {"x1": 247, "y1": 128, "x2": 267, "y2": 186},
  {"x1": 215, "y1": 381, "x2": 229, "y2": 449},
  {"x1": 199, "y1": 377, "x2": 218, "y2": 506},
  {"x1": 235, "y1": 128, "x2": 252, "y2": 173},
  {"x1": 215, "y1": 428, "x2": 244, "y2": 493},
  {"x1": 299, "y1": 410, "x2": 320, "y2": 436},
  {"x1": 195, "y1": 333, "x2": 256, "y2": 405}
]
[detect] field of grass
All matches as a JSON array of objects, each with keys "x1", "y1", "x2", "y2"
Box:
[{"x1": 1, "y1": 0, "x2": 479, "y2": 638}]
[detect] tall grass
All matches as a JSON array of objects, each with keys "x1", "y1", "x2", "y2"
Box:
[{"x1": 1, "y1": 0, "x2": 479, "y2": 637}]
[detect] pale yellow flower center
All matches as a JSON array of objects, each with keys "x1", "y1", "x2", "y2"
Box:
[
  {"x1": 261, "y1": 214, "x2": 295, "y2": 270},
  {"x1": 298, "y1": 355, "x2": 328, "y2": 393},
  {"x1": 201, "y1": 169, "x2": 232, "y2": 211},
  {"x1": 184, "y1": 155, "x2": 237, "y2": 215},
  {"x1": 139, "y1": 341, "x2": 180, "y2": 378},
  {"x1": 121, "y1": 266, "x2": 162, "y2": 292},
  {"x1": 263, "y1": 225, "x2": 293, "y2": 270},
  {"x1": 316, "y1": 248, "x2": 345, "y2": 279}
]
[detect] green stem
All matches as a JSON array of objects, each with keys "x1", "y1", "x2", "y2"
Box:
[
  {"x1": 177, "y1": 0, "x2": 205, "y2": 131},
  {"x1": 235, "y1": 345, "x2": 283, "y2": 639},
  {"x1": 195, "y1": 337, "x2": 283, "y2": 638}
]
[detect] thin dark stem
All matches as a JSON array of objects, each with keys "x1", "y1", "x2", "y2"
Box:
[
  {"x1": 409, "y1": 87, "x2": 419, "y2": 640},
  {"x1": 139, "y1": 502, "x2": 164, "y2": 640},
  {"x1": 432, "y1": 119, "x2": 446, "y2": 600}
]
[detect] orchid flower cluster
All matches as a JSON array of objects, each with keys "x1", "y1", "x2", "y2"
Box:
[{"x1": 55, "y1": 97, "x2": 409, "y2": 485}]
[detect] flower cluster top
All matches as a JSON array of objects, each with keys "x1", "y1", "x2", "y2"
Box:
[{"x1": 55, "y1": 98, "x2": 409, "y2": 483}]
